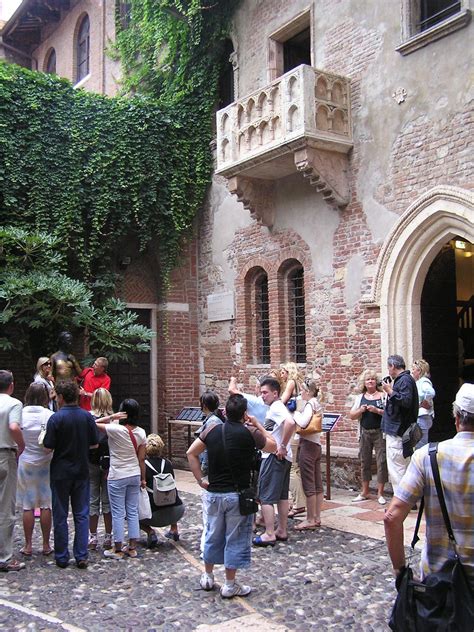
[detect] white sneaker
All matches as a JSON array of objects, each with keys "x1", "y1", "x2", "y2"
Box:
[
  {"x1": 352, "y1": 494, "x2": 369, "y2": 502},
  {"x1": 378, "y1": 496, "x2": 387, "y2": 505},
  {"x1": 200, "y1": 572, "x2": 214, "y2": 591},
  {"x1": 220, "y1": 582, "x2": 252, "y2": 598}
]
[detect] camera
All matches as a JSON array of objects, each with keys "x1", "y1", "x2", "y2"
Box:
[{"x1": 382, "y1": 376, "x2": 392, "y2": 385}]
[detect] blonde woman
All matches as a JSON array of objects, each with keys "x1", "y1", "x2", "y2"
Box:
[
  {"x1": 17, "y1": 383, "x2": 54, "y2": 556},
  {"x1": 411, "y1": 359, "x2": 435, "y2": 449},
  {"x1": 139, "y1": 434, "x2": 185, "y2": 548},
  {"x1": 349, "y1": 370, "x2": 387, "y2": 504},
  {"x1": 88, "y1": 388, "x2": 119, "y2": 551},
  {"x1": 33, "y1": 356, "x2": 56, "y2": 411},
  {"x1": 280, "y1": 362, "x2": 301, "y2": 410},
  {"x1": 280, "y1": 363, "x2": 306, "y2": 518},
  {"x1": 293, "y1": 379, "x2": 324, "y2": 530}
]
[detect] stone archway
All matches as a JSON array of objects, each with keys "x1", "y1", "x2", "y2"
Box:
[{"x1": 362, "y1": 186, "x2": 474, "y2": 365}]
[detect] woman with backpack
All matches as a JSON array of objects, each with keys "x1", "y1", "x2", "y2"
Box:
[{"x1": 139, "y1": 434, "x2": 184, "y2": 548}]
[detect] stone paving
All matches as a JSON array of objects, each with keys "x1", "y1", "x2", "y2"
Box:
[{"x1": 0, "y1": 474, "x2": 421, "y2": 632}]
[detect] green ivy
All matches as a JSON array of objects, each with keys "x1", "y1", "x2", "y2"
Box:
[{"x1": 0, "y1": 0, "x2": 238, "y2": 290}]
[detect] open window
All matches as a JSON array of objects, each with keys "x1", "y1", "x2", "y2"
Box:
[{"x1": 268, "y1": 9, "x2": 312, "y2": 81}]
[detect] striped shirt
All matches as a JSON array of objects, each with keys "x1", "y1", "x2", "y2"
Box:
[{"x1": 395, "y1": 432, "x2": 474, "y2": 583}]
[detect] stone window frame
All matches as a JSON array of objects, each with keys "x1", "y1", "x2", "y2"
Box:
[
  {"x1": 75, "y1": 13, "x2": 90, "y2": 85},
  {"x1": 44, "y1": 47, "x2": 56, "y2": 74},
  {"x1": 267, "y1": 7, "x2": 313, "y2": 82},
  {"x1": 397, "y1": 0, "x2": 471, "y2": 55}
]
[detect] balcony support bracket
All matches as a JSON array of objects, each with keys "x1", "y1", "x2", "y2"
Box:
[
  {"x1": 227, "y1": 176, "x2": 276, "y2": 228},
  {"x1": 294, "y1": 146, "x2": 350, "y2": 207}
]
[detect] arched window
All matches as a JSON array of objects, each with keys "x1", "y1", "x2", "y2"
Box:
[
  {"x1": 45, "y1": 48, "x2": 56, "y2": 74},
  {"x1": 255, "y1": 272, "x2": 270, "y2": 364},
  {"x1": 76, "y1": 14, "x2": 90, "y2": 83},
  {"x1": 288, "y1": 266, "x2": 306, "y2": 362}
]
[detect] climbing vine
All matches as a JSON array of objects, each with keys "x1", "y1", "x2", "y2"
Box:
[
  {"x1": 0, "y1": 0, "x2": 238, "y2": 287},
  {"x1": 0, "y1": 1, "x2": 238, "y2": 358}
]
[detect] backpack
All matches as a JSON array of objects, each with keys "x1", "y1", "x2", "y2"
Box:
[{"x1": 145, "y1": 459, "x2": 177, "y2": 507}]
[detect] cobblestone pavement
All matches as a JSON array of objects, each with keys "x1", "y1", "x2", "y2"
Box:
[{"x1": 1, "y1": 486, "x2": 420, "y2": 632}]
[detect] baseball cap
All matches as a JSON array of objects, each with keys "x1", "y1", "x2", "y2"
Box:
[{"x1": 454, "y1": 383, "x2": 474, "y2": 414}]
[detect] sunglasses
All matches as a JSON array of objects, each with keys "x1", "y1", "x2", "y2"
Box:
[{"x1": 42, "y1": 362, "x2": 52, "y2": 367}]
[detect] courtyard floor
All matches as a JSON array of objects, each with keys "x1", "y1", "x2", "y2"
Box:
[{"x1": 0, "y1": 471, "x2": 422, "y2": 631}]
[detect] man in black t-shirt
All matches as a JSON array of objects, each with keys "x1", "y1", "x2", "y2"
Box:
[
  {"x1": 44, "y1": 381, "x2": 98, "y2": 569},
  {"x1": 187, "y1": 394, "x2": 276, "y2": 599}
]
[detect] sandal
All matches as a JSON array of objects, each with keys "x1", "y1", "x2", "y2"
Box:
[
  {"x1": 288, "y1": 507, "x2": 306, "y2": 518},
  {"x1": 295, "y1": 521, "x2": 321, "y2": 531},
  {"x1": 42, "y1": 547, "x2": 53, "y2": 556},
  {"x1": 122, "y1": 546, "x2": 138, "y2": 558},
  {"x1": 20, "y1": 548, "x2": 32, "y2": 557}
]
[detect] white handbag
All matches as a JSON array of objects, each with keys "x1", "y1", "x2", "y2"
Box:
[{"x1": 138, "y1": 487, "x2": 152, "y2": 520}]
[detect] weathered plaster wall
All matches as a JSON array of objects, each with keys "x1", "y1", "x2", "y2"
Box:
[{"x1": 194, "y1": 0, "x2": 473, "y2": 453}]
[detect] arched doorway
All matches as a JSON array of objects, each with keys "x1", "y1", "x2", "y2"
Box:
[{"x1": 363, "y1": 186, "x2": 474, "y2": 435}]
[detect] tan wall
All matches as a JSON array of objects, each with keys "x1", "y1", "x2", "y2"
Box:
[{"x1": 31, "y1": 0, "x2": 120, "y2": 96}]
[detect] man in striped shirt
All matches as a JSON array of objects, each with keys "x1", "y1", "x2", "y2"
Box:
[{"x1": 384, "y1": 382, "x2": 474, "y2": 588}]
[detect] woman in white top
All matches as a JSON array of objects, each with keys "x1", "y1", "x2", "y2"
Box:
[
  {"x1": 95, "y1": 398, "x2": 146, "y2": 559},
  {"x1": 411, "y1": 358, "x2": 436, "y2": 449},
  {"x1": 33, "y1": 356, "x2": 56, "y2": 411},
  {"x1": 293, "y1": 379, "x2": 323, "y2": 530},
  {"x1": 17, "y1": 382, "x2": 54, "y2": 556}
]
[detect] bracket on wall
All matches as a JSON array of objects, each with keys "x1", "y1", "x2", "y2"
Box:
[
  {"x1": 227, "y1": 175, "x2": 276, "y2": 228},
  {"x1": 293, "y1": 146, "x2": 350, "y2": 208}
]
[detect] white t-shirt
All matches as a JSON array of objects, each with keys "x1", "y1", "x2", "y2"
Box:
[
  {"x1": 263, "y1": 399, "x2": 293, "y2": 462},
  {"x1": 105, "y1": 424, "x2": 146, "y2": 480},
  {"x1": 0, "y1": 393, "x2": 22, "y2": 449},
  {"x1": 20, "y1": 406, "x2": 54, "y2": 466}
]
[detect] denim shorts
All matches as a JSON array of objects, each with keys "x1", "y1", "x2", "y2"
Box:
[{"x1": 202, "y1": 491, "x2": 253, "y2": 569}]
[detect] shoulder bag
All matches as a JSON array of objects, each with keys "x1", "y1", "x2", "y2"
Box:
[
  {"x1": 296, "y1": 402, "x2": 322, "y2": 437},
  {"x1": 221, "y1": 424, "x2": 259, "y2": 516},
  {"x1": 389, "y1": 443, "x2": 474, "y2": 632}
]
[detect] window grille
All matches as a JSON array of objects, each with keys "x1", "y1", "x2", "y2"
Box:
[
  {"x1": 288, "y1": 267, "x2": 306, "y2": 363},
  {"x1": 76, "y1": 15, "x2": 90, "y2": 83},
  {"x1": 255, "y1": 274, "x2": 270, "y2": 364}
]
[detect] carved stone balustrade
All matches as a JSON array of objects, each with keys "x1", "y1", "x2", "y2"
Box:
[{"x1": 216, "y1": 64, "x2": 353, "y2": 226}]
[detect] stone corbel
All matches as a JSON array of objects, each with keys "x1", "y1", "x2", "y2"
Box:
[
  {"x1": 293, "y1": 147, "x2": 350, "y2": 207},
  {"x1": 227, "y1": 175, "x2": 275, "y2": 227}
]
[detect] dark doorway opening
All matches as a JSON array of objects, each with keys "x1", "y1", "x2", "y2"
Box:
[
  {"x1": 218, "y1": 39, "x2": 235, "y2": 110},
  {"x1": 283, "y1": 27, "x2": 311, "y2": 73},
  {"x1": 420, "y1": 238, "x2": 473, "y2": 441},
  {"x1": 108, "y1": 308, "x2": 152, "y2": 436}
]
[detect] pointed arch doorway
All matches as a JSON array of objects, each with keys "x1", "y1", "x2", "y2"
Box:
[{"x1": 363, "y1": 186, "x2": 474, "y2": 440}]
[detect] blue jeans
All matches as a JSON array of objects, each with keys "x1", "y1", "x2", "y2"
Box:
[
  {"x1": 50, "y1": 478, "x2": 89, "y2": 565},
  {"x1": 107, "y1": 475, "x2": 140, "y2": 543},
  {"x1": 415, "y1": 415, "x2": 433, "y2": 450},
  {"x1": 203, "y1": 491, "x2": 253, "y2": 569}
]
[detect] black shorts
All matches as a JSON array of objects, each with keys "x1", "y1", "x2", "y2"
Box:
[{"x1": 258, "y1": 454, "x2": 292, "y2": 504}]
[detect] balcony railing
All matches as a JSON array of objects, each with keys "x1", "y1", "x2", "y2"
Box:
[{"x1": 216, "y1": 64, "x2": 352, "y2": 179}]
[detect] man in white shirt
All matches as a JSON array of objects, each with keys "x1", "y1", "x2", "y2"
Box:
[
  {"x1": 0, "y1": 370, "x2": 25, "y2": 572},
  {"x1": 228, "y1": 375, "x2": 269, "y2": 425},
  {"x1": 253, "y1": 377, "x2": 295, "y2": 546}
]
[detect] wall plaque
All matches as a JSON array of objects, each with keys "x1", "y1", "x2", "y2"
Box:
[{"x1": 207, "y1": 291, "x2": 235, "y2": 322}]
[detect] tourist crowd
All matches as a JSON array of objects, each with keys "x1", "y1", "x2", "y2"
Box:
[{"x1": 1, "y1": 348, "x2": 472, "y2": 616}]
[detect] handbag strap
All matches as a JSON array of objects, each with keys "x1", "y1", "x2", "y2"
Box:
[
  {"x1": 221, "y1": 423, "x2": 240, "y2": 492},
  {"x1": 126, "y1": 425, "x2": 139, "y2": 456},
  {"x1": 411, "y1": 442, "x2": 457, "y2": 550},
  {"x1": 428, "y1": 442, "x2": 457, "y2": 545}
]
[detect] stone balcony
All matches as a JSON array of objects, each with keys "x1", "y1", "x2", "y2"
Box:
[{"x1": 215, "y1": 64, "x2": 353, "y2": 226}]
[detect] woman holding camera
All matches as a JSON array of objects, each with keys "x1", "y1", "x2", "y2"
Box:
[{"x1": 349, "y1": 370, "x2": 388, "y2": 505}]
